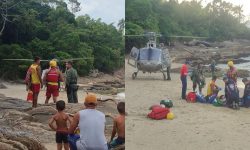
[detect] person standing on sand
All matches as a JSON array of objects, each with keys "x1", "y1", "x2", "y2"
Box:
[
  {"x1": 65, "y1": 61, "x2": 78, "y2": 103},
  {"x1": 26, "y1": 56, "x2": 43, "y2": 108},
  {"x1": 49, "y1": 100, "x2": 71, "y2": 150},
  {"x1": 109, "y1": 102, "x2": 125, "y2": 149},
  {"x1": 191, "y1": 63, "x2": 205, "y2": 94},
  {"x1": 69, "y1": 93, "x2": 108, "y2": 150},
  {"x1": 180, "y1": 60, "x2": 189, "y2": 99},
  {"x1": 227, "y1": 61, "x2": 237, "y2": 83},
  {"x1": 43, "y1": 60, "x2": 64, "y2": 104},
  {"x1": 210, "y1": 59, "x2": 216, "y2": 77}
]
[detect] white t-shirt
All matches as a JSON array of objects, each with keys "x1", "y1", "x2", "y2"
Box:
[{"x1": 77, "y1": 109, "x2": 107, "y2": 150}]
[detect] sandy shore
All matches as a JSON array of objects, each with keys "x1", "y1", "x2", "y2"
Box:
[{"x1": 126, "y1": 61, "x2": 250, "y2": 150}]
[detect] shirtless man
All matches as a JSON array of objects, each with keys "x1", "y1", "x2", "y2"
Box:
[
  {"x1": 109, "y1": 102, "x2": 125, "y2": 149},
  {"x1": 49, "y1": 100, "x2": 71, "y2": 150}
]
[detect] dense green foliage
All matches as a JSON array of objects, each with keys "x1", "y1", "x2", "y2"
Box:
[
  {"x1": 126, "y1": 0, "x2": 250, "y2": 52},
  {"x1": 0, "y1": 0, "x2": 124, "y2": 79}
]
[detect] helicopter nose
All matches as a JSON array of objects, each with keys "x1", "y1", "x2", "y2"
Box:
[{"x1": 140, "y1": 61, "x2": 161, "y2": 71}]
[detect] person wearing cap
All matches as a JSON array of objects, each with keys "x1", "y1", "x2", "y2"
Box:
[
  {"x1": 242, "y1": 78, "x2": 250, "y2": 107},
  {"x1": 65, "y1": 61, "x2": 78, "y2": 103},
  {"x1": 69, "y1": 93, "x2": 108, "y2": 150},
  {"x1": 26, "y1": 56, "x2": 43, "y2": 108},
  {"x1": 227, "y1": 61, "x2": 237, "y2": 83},
  {"x1": 180, "y1": 60, "x2": 189, "y2": 99},
  {"x1": 43, "y1": 60, "x2": 64, "y2": 104}
]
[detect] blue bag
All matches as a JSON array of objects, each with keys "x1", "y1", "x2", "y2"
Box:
[
  {"x1": 196, "y1": 93, "x2": 206, "y2": 103},
  {"x1": 208, "y1": 94, "x2": 217, "y2": 104},
  {"x1": 68, "y1": 134, "x2": 80, "y2": 150},
  {"x1": 243, "y1": 96, "x2": 250, "y2": 107}
]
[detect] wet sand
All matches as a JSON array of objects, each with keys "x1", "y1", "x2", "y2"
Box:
[{"x1": 126, "y1": 61, "x2": 250, "y2": 150}]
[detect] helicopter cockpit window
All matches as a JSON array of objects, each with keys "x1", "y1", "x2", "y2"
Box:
[{"x1": 139, "y1": 48, "x2": 161, "y2": 61}]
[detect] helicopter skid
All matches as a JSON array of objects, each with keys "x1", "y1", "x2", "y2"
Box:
[{"x1": 131, "y1": 69, "x2": 170, "y2": 81}]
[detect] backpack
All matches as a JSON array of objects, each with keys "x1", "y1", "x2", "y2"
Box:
[
  {"x1": 243, "y1": 83, "x2": 250, "y2": 107},
  {"x1": 68, "y1": 134, "x2": 80, "y2": 150},
  {"x1": 196, "y1": 93, "x2": 206, "y2": 103},
  {"x1": 186, "y1": 92, "x2": 196, "y2": 103},
  {"x1": 149, "y1": 104, "x2": 162, "y2": 110},
  {"x1": 160, "y1": 100, "x2": 173, "y2": 108},
  {"x1": 244, "y1": 96, "x2": 250, "y2": 108},
  {"x1": 147, "y1": 107, "x2": 169, "y2": 120},
  {"x1": 207, "y1": 94, "x2": 217, "y2": 104}
]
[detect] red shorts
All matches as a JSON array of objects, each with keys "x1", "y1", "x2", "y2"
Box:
[
  {"x1": 31, "y1": 84, "x2": 40, "y2": 94},
  {"x1": 46, "y1": 85, "x2": 59, "y2": 97}
]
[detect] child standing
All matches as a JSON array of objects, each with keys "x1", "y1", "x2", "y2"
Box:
[
  {"x1": 109, "y1": 102, "x2": 125, "y2": 149},
  {"x1": 49, "y1": 100, "x2": 71, "y2": 150}
]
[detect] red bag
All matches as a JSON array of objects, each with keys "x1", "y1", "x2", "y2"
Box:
[
  {"x1": 27, "y1": 90, "x2": 33, "y2": 102},
  {"x1": 148, "y1": 107, "x2": 169, "y2": 120},
  {"x1": 149, "y1": 104, "x2": 162, "y2": 110},
  {"x1": 186, "y1": 92, "x2": 196, "y2": 103}
]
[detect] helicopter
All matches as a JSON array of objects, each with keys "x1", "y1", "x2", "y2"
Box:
[{"x1": 127, "y1": 32, "x2": 171, "y2": 80}]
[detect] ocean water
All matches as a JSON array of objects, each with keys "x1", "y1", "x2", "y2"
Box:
[{"x1": 217, "y1": 56, "x2": 250, "y2": 71}]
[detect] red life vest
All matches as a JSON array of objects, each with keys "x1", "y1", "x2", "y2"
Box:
[{"x1": 46, "y1": 68, "x2": 59, "y2": 83}]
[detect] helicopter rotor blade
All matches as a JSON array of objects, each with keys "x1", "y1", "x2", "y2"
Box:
[
  {"x1": 164, "y1": 35, "x2": 208, "y2": 39},
  {"x1": 125, "y1": 34, "x2": 145, "y2": 37},
  {"x1": 2, "y1": 59, "x2": 33, "y2": 61},
  {"x1": 2, "y1": 59, "x2": 50, "y2": 62},
  {"x1": 60, "y1": 58, "x2": 94, "y2": 62}
]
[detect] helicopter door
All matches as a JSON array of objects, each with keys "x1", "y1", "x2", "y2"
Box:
[{"x1": 128, "y1": 47, "x2": 139, "y2": 67}]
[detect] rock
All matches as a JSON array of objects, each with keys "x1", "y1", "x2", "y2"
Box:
[
  {"x1": 0, "y1": 128, "x2": 47, "y2": 150},
  {"x1": 0, "y1": 141, "x2": 18, "y2": 150},
  {"x1": 0, "y1": 83, "x2": 7, "y2": 89},
  {"x1": 27, "y1": 106, "x2": 57, "y2": 116},
  {"x1": 0, "y1": 98, "x2": 31, "y2": 111}
]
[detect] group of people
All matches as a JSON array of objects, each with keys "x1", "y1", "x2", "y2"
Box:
[
  {"x1": 25, "y1": 56, "x2": 79, "y2": 108},
  {"x1": 25, "y1": 57, "x2": 125, "y2": 150},
  {"x1": 180, "y1": 59, "x2": 250, "y2": 109},
  {"x1": 49, "y1": 93, "x2": 125, "y2": 150}
]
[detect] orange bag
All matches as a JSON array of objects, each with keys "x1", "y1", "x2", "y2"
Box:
[{"x1": 27, "y1": 90, "x2": 33, "y2": 102}]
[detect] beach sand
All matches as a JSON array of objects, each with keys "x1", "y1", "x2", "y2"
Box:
[{"x1": 126, "y1": 61, "x2": 250, "y2": 150}]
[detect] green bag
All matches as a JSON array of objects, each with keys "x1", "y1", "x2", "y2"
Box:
[
  {"x1": 212, "y1": 99, "x2": 223, "y2": 107},
  {"x1": 160, "y1": 100, "x2": 173, "y2": 108}
]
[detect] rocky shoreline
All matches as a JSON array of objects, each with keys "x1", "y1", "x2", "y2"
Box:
[{"x1": 0, "y1": 94, "x2": 122, "y2": 150}]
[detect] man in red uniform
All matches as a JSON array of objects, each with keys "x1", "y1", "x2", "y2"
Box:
[
  {"x1": 43, "y1": 60, "x2": 64, "y2": 104},
  {"x1": 26, "y1": 56, "x2": 43, "y2": 108},
  {"x1": 180, "y1": 60, "x2": 189, "y2": 99},
  {"x1": 227, "y1": 61, "x2": 237, "y2": 83}
]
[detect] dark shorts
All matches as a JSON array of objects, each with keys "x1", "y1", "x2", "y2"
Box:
[
  {"x1": 46, "y1": 85, "x2": 59, "y2": 97},
  {"x1": 56, "y1": 132, "x2": 68, "y2": 143}
]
